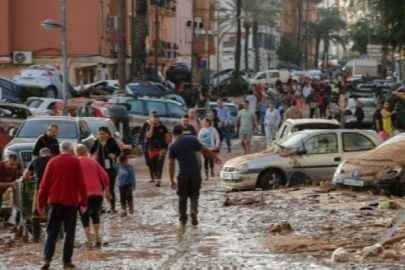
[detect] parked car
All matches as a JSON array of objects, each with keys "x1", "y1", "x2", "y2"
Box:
[
  {"x1": 351, "y1": 84, "x2": 375, "y2": 98},
  {"x1": 249, "y1": 70, "x2": 290, "y2": 88},
  {"x1": 74, "y1": 80, "x2": 121, "y2": 94},
  {"x1": 13, "y1": 65, "x2": 73, "y2": 99},
  {"x1": 220, "y1": 129, "x2": 382, "y2": 191},
  {"x1": 343, "y1": 98, "x2": 376, "y2": 127},
  {"x1": 272, "y1": 118, "x2": 341, "y2": 146},
  {"x1": 0, "y1": 76, "x2": 28, "y2": 103},
  {"x1": 82, "y1": 117, "x2": 122, "y2": 141},
  {"x1": 0, "y1": 101, "x2": 32, "y2": 129},
  {"x1": 107, "y1": 96, "x2": 188, "y2": 146},
  {"x1": 2, "y1": 116, "x2": 95, "y2": 170},
  {"x1": 196, "y1": 101, "x2": 238, "y2": 132},
  {"x1": 347, "y1": 74, "x2": 364, "y2": 84},
  {"x1": 25, "y1": 97, "x2": 62, "y2": 116},
  {"x1": 333, "y1": 133, "x2": 405, "y2": 196},
  {"x1": 308, "y1": 69, "x2": 322, "y2": 80}
]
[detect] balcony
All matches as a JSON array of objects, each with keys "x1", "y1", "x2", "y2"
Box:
[
  {"x1": 150, "y1": 0, "x2": 176, "y2": 15},
  {"x1": 149, "y1": 40, "x2": 178, "y2": 59}
]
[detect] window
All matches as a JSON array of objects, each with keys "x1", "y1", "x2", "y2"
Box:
[
  {"x1": 257, "y1": 73, "x2": 267, "y2": 80},
  {"x1": 279, "y1": 124, "x2": 288, "y2": 139},
  {"x1": 270, "y1": 72, "x2": 280, "y2": 78},
  {"x1": 127, "y1": 100, "x2": 145, "y2": 115},
  {"x1": 168, "y1": 103, "x2": 186, "y2": 119},
  {"x1": 26, "y1": 99, "x2": 44, "y2": 109},
  {"x1": 0, "y1": 79, "x2": 11, "y2": 91},
  {"x1": 303, "y1": 133, "x2": 338, "y2": 154},
  {"x1": 145, "y1": 101, "x2": 168, "y2": 117},
  {"x1": 342, "y1": 133, "x2": 375, "y2": 152}
]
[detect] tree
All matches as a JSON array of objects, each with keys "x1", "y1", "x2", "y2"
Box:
[
  {"x1": 235, "y1": 0, "x2": 242, "y2": 72},
  {"x1": 348, "y1": 20, "x2": 377, "y2": 55},
  {"x1": 277, "y1": 37, "x2": 302, "y2": 65},
  {"x1": 117, "y1": 0, "x2": 127, "y2": 91},
  {"x1": 308, "y1": 8, "x2": 346, "y2": 68},
  {"x1": 132, "y1": 0, "x2": 148, "y2": 79}
]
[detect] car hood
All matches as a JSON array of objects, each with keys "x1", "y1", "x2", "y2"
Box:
[
  {"x1": 4, "y1": 137, "x2": 78, "y2": 152},
  {"x1": 338, "y1": 141, "x2": 405, "y2": 180},
  {"x1": 224, "y1": 147, "x2": 291, "y2": 168}
]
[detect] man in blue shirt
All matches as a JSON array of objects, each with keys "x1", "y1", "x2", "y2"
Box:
[
  {"x1": 216, "y1": 99, "x2": 231, "y2": 152},
  {"x1": 168, "y1": 125, "x2": 221, "y2": 226}
]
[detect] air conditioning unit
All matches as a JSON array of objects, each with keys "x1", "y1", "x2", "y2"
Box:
[
  {"x1": 108, "y1": 16, "x2": 118, "y2": 30},
  {"x1": 13, "y1": 51, "x2": 33, "y2": 64}
]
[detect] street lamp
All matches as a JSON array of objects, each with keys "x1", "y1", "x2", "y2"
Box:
[{"x1": 41, "y1": 1, "x2": 68, "y2": 113}]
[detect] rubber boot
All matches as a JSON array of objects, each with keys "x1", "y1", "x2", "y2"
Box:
[
  {"x1": 30, "y1": 218, "x2": 41, "y2": 243},
  {"x1": 128, "y1": 201, "x2": 134, "y2": 214},
  {"x1": 120, "y1": 204, "x2": 127, "y2": 217}
]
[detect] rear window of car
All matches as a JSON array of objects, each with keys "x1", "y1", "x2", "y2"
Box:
[{"x1": 293, "y1": 123, "x2": 340, "y2": 132}]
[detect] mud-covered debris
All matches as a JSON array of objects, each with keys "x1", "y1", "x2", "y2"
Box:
[
  {"x1": 331, "y1": 247, "x2": 349, "y2": 262},
  {"x1": 389, "y1": 201, "x2": 402, "y2": 209},
  {"x1": 362, "y1": 244, "x2": 384, "y2": 257},
  {"x1": 339, "y1": 191, "x2": 357, "y2": 198},
  {"x1": 382, "y1": 250, "x2": 402, "y2": 260},
  {"x1": 281, "y1": 222, "x2": 293, "y2": 232},
  {"x1": 313, "y1": 181, "x2": 336, "y2": 193},
  {"x1": 223, "y1": 195, "x2": 265, "y2": 206},
  {"x1": 270, "y1": 225, "x2": 282, "y2": 233}
]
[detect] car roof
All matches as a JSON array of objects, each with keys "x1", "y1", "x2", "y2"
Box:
[
  {"x1": 296, "y1": 129, "x2": 377, "y2": 136},
  {"x1": 285, "y1": 118, "x2": 340, "y2": 125},
  {"x1": 27, "y1": 116, "x2": 79, "y2": 121},
  {"x1": 82, "y1": 117, "x2": 112, "y2": 122}
]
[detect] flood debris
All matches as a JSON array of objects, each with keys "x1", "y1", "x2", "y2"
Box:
[
  {"x1": 331, "y1": 247, "x2": 349, "y2": 262},
  {"x1": 223, "y1": 195, "x2": 265, "y2": 207},
  {"x1": 361, "y1": 244, "x2": 384, "y2": 257},
  {"x1": 270, "y1": 222, "x2": 293, "y2": 233},
  {"x1": 313, "y1": 181, "x2": 336, "y2": 193}
]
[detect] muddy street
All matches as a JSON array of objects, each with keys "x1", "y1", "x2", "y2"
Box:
[{"x1": 1, "y1": 137, "x2": 405, "y2": 270}]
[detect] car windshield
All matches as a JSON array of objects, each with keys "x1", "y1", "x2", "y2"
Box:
[
  {"x1": 85, "y1": 120, "x2": 109, "y2": 136},
  {"x1": 278, "y1": 132, "x2": 310, "y2": 148},
  {"x1": 17, "y1": 120, "x2": 78, "y2": 139},
  {"x1": 379, "y1": 135, "x2": 405, "y2": 147},
  {"x1": 26, "y1": 99, "x2": 44, "y2": 108},
  {"x1": 348, "y1": 99, "x2": 376, "y2": 108}
]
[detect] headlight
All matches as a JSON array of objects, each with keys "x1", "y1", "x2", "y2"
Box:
[
  {"x1": 2, "y1": 149, "x2": 17, "y2": 160},
  {"x1": 236, "y1": 163, "x2": 249, "y2": 172}
]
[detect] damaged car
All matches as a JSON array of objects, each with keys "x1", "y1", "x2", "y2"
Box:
[
  {"x1": 333, "y1": 133, "x2": 405, "y2": 196},
  {"x1": 221, "y1": 129, "x2": 382, "y2": 191}
]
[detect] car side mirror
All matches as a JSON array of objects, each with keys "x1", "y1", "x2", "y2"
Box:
[
  {"x1": 114, "y1": 131, "x2": 121, "y2": 138},
  {"x1": 9, "y1": 128, "x2": 17, "y2": 138},
  {"x1": 296, "y1": 149, "x2": 307, "y2": 155},
  {"x1": 81, "y1": 129, "x2": 91, "y2": 138}
]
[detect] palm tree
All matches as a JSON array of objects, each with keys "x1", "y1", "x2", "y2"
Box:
[
  {"x1": 117, "y1": 0, "x2": 127, "y2": 91},
  {"x1": 309, "y1": 8, "x2": 346, "y2": 68},
  {"x1": 132, "y1": 0, "x2": 148, "y2": 79},
  {"x1": 235, "y1": 0, "x2": 242, "y2": 72}
]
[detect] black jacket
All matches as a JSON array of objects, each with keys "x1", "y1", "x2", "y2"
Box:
[
  {"x1": 89, "y1": 137, "x2": 121, "y2": 171},
  {"x1": 32, "y1": 133, "x2": 60, "y2": 156}
]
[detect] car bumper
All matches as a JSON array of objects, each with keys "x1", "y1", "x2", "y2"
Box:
[
  {"x1": 14, "y1": 78, "x2": 50, "y2": 89},
  {"x1": 333, "y1": 175, "x2": 394, "y2": 187},
  {"x1": 220, "y1": 171, "x2": 259, "y2": 190}
]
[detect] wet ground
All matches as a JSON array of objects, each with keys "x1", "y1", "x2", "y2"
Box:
[{"x1": 2, "y1": 134, "x2": 405, "y2": 269}]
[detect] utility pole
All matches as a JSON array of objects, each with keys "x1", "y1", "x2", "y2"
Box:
[
  {"x1": 154, "y1": 1, "x2": 159, "y2": 82},
  {"x1": 61, "y1": 0, "x2": 68, "y2": 113},
  {"x1": 190, "y1": 0, "x2": 196, "y2": 86}
]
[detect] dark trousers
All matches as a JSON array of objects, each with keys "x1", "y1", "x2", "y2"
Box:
[
  {"x1": 176, "y1": 176, "x2": 202, "y2": 223},
  {"x1": 119, "y1": 185, "x2": 133, "y2": 208},
  {"x1": 310, "y1": 108, "x2": 316, "y2": 118},
  {"x1": 220, "y1": 125, "x2": 231, "y2": 150},
  {"x1": 79, "y1": 196, "x2": 102, "y2": 228},
  {"x1": 150, "y1": 152, "x2": 166, "y2": 180},
  {"x1": 107, "y1": 170, "x2": 117, "y2": 210},
  {"x1": 319, "y1": 105, "x2": 327, "y2": 118},
  {"x1": 356, "y1": 118, "x2": 363, "y2": 129},
  {"x1": 144, "y1": 145, "x2": 154, "y2": 180},
  {"x1": 44, "y1": 204, "x2": 77, "y2": 263},
  {"x1": 203, "y1": 154, "x2": 214, "y2": 177}
]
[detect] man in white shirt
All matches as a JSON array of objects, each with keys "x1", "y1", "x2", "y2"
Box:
[
  {"x1": 302, "y1": 82, "x2": 312, "y2": 107},
  {"x1": 264, "y1": 101, "x2": 281, "y2": 146},
  {"x1": 245, "y1": 90, "x2": 257, "y2": 113}
]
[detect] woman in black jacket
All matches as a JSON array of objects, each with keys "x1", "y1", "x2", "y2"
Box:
[{"x1": 90, "y1": 126, "x2": 121, "y2": 213}]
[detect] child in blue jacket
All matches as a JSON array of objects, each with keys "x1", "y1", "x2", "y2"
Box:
[{"x1": 113, "y1": 155, "x2": 136, "y2": 217}]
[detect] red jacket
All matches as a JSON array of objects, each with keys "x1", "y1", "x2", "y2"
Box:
[{"x1": 37, "y1": 153, "x2": 87, "y2": 209}]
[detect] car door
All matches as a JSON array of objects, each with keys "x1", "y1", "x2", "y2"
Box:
[
  {"x1": 341, "y1": 132, "x2": 377, "y2": 161},
  {"x1": 295, "y1": 133, "x2": 341, "y2": 182}
]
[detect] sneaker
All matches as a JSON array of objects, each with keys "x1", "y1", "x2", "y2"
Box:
[
  {"x1": 63, "y1": 261, "x2": 76, "y2": 269},
  {"x1": 190, "y1": 211, "x2": 198, "y2": 226},
  {"x1": 40, "y1": 261, "x2": 51, "y2": 270}
]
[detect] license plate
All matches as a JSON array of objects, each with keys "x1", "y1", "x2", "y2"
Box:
[
  {"x1": 342, "y1": 178, "x2": 364, "y2": 187},
  {"x1": 221, "y1": 172, "x2": 233, "y2": 179}
]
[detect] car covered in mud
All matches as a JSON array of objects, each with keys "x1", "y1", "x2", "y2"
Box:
[
  {"x1": 221, "y1": 129, "x2": 382, "y2": 191},
  {"x1": 333, "y1": 133, "x2": 405, "y2": 196}
]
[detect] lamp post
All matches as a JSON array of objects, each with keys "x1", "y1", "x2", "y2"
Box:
[{"x1": 41, "y1": 0, "x2": 68, "y2": 113}]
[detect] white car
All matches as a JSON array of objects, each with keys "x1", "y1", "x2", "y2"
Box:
[
  {"x1": 13, "y1": 65, "x2": 71, "y2": 99},
  {"x1": 74, "y1": 80, "x2": 124, "y2": 94},
  {"x1": 25, "y1": 97, "x2": 62, "y2": 116},
  {"x1": 221, "y1": 129, "x2": 382, "y2": 191},
  {"x1": 308, "y1": 69, "x2": 322, "y2": 80}
]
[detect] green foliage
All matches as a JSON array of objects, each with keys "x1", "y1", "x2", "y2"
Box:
[
  {"x1": 348, "y1": 20, "x2": 378, "y2": 54},
  {"x1": 228, "y1": 71, "x2": 249, "y2": 96},
  {"x1": 277, "y1": 37, "x2": 302, "y2": 65}
]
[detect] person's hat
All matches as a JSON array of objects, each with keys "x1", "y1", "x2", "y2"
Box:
[{"x1": 40, "y1": 147, "x2": 51, "y2": 154}]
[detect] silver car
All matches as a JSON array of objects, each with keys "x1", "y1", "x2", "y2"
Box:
[
  {"x1": 221, "y1": 129, "x2": 382, "y2": 191},
  {"x1": 13, "y1": 65, "x2": 67, "y2": 99}
]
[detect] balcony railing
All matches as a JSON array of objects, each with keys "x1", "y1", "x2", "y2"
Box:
[{"x1": 150, "y1": 0, "x2": 176, "y2": 13}]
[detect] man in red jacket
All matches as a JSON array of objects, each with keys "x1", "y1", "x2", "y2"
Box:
[{"x1": 37, "y1": 141, "x2": 87, "y2": 270}]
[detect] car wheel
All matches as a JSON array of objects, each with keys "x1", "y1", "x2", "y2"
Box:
[
  {"x1": 132, "y1": 128, "x2": 140, "y2": 147},
  {"x1": 259, "y1": 169, "x2": 285, "y2": 190},
  {"x1": 42, "y1": 87, "x2": 56, "y2": 99}
]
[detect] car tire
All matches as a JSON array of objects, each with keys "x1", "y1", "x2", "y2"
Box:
[
  {"x1": 259, "y1": 169, "x2": 285, "y2": 190},
  {"x1": 42, "y1": 87, "x2": 56, "y2": 99},
  {"x1": 131, "y1": 127, "x2": 140, "y2": 147}
]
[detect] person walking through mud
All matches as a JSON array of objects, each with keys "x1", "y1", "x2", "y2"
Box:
[
  {"x1": 217, "y1": 99, "x2": 232, "y2": 153},
  {"x1": 89, "y1": 126, "x2": 121, "y2": 213},
  {"x1": 139, "y1": 111, "x2": 158, "y2": 183},
  {"x1": 74, "y1": 144, "x2": 111, "y2": 248},
  {"x1": 264, "y1": 101, "x2": 281, "y2": 147},
  {"x1": 32, "y1": 123, "x2": 60, "y2": 158},
  {"x1": 146, "y1": 114, "x2": 171, "y2": 187},
  {"x1": 113, "y1": 155, "x2": 136, "y2": 217},
  {"x1": 23, "y1": 148, "x2": 52, "y2": 243},
  {"x1": 37, "y1": 141, "x2": 87, "y2": 270},
  {"x1": 181, "y1": 114, "x2": 197, "y2": 136},
  {"x1": 198, "y1": 118, "x2": 220, "y2": 180},
  {"x1": 210, "y1": 109, "x2": 223, "y2": 145},
  {"x1": 235, "y1": 100, "x2": 258, "y2": 155},
  {"x1": 168, "y1": 125, "x2": 221, "y2": 226}
]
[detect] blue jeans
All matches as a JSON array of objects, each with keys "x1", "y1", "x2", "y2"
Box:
[
  {"x1": 260, "y1": 112, "x2": 266, "y2": 135},
  {"x1": 220, "y1": 125, "x2": 231, "y2": 150}
]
